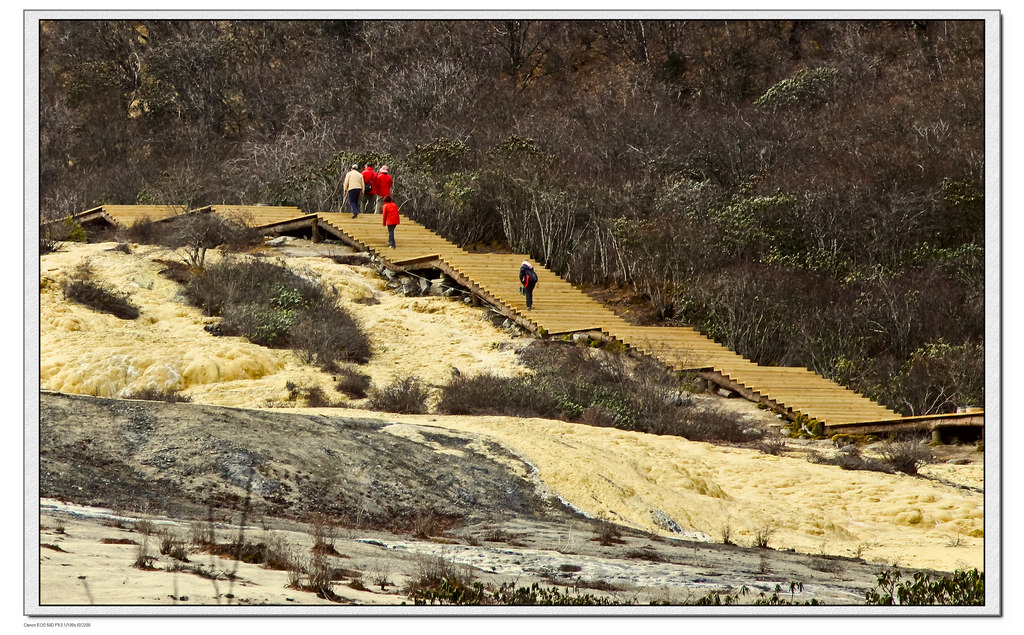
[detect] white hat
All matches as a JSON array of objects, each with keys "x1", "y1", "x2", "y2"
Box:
[{"x1": 522, "y1": 261, "x2": 532, "y2": 267}]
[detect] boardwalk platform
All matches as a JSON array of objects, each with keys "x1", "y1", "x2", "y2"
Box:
[
  {"x1": 66, "y1": 204, "x2": 308, "y2": 230},
  {"x1": 72, "y1": 204, "x2": 187, "y2": 227}
]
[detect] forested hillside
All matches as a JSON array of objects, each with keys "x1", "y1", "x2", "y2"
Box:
[{"x1": 38, "y1": 19, "x2": 986, "y2": 415}]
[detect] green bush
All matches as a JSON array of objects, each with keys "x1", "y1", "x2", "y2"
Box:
[
  {"x1": 186, "y1": 257, "x2": 371, "y2": 369},
  {"x1": 436, "y1": 342, "x2": 752, "y2": 444},
  {"x1": 62, "y1": 216, "x2": 88, "y2": 243},
  {"x1": 753, "y1": 67, "x2": 841, "y2": 111},
  {"x1": 864, "y1": 568, "x2": 984, "y2": 605}
]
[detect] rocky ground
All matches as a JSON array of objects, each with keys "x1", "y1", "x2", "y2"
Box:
[
  {"x1": 37, "y1": 391, "x2": 966, "y2": 611},
  {"x1": 33, "y1": 239, "x2": 987, "y2": 614}
]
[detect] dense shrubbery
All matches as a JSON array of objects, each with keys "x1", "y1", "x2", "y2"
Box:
[
  {"x1": 438, "y1": 342, "x2": 753, "y2": 444},
  {"x1": 186, "y1": 256, "x2": 371, "y2": 369},
  {"x1": 40, "y1": 19, "x2": 985, "y2": 415}
]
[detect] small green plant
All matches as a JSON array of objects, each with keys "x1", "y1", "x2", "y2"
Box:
[
  {"x1": 786, "y1": 413, "x2": 824, "y2": 438},
  {"x1": 62, "y1": 215, "x2": 88, "y2": 243},
  {"x1": 308, "y1": 512, "x2": 340, "y2": 557}
]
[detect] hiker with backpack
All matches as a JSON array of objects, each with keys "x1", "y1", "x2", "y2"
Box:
[
  {"x1": 382, "y1": 196, "x2": 400, "y2": 248},
  {"x1": 519, "y1": 260, "x2": 538, "y2": 310}
]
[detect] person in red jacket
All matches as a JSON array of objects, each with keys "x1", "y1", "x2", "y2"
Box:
[
  {"x1": 374, "y1": 165, "x2": 393, "y2": 214},
  {"x1": 361, "y1": 163, "x2": 378, "y2": 214},
  {"x1": 381, "y1": 196, "x2": 400, "y2": 248}
]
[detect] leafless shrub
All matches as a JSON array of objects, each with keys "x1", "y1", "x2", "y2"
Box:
[
  {"x1": 808, "y1": 446, "x2": 890, "y2": 473},
  {"x1": 593, "y1": 520, "x2": 624, "y2": 546},
  {"x1": 878, "y1": 435, "x2": 934, "y2": 475},
  {"x1": 132, "y1": 537, "x2": 157, "y2": 570},
  {"x1": 305, "y1": 550, "x2": 341, "y2": 601},
  {"x1": 159, "y1": 529, "x2": 190, "y2": 562},
  {"x1": 368, "y1": 376, "x2": 431, "y2": 414},
  {"x1": 652, "y1": 407, "x2": 751, "y2": 444},
  {"x1": 123, "y1": 387, "x2": 192, "y2": 403},
  {"x1": 405, "y1": 554, "x2": 476, "y2": 597},
  {"x1": 153, "y1": 212, "x2": 262, "y2": 269},
  {"x1": 720, "y1": 522, "x2": 734, "y2": 546},
  {"x1": 752, "y1": 525, "x2": 775, "y2": 549},
  {"x1": 285, "y1": 382, "x2": 338, "y2": 408},
  {"x1": 190, "y1": 520, "x2": 216, "y2": 547},
  {"x1": 62, "y1": 265, "x2": 140, "y2": 320},
  {"x1": 335, "y1": 368, "x2": 372, "y2": 398},
  {"x1": 757, "y1": 438, "x2": 787, "y2": 455},
  {"x1": 309, "y1": 513, "x2": 340, "y2": 557},
  {"x1": 625, "y1": 547, "x2": 664, "y2": 562}
]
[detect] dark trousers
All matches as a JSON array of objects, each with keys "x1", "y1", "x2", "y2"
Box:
[
  {"x1": 524, "y1": 284, "x2": 533, "y2": 308},
  {"x1": 347, "y1": 189, "x2": 361, "y2": 216},
  {"x1": 387, "y1": 224, "x2": 397, "y2": 248}
]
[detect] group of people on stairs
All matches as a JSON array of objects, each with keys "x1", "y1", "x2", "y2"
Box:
[
  {"x1": 343, "y1": 163, "x2": 400, "y2": 248},
  {"x1": 342, "y1": 162, "x2": 538, "y2": 307}
]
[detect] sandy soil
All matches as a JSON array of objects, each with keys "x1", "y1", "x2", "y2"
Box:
[{"x1": 33, "y1": 239, "x2": 987, "y2": 609}]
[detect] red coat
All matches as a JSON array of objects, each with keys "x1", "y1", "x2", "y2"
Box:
[
  {"x1": 375, "y1": 172, "x2": 393, "y2": 197},
  {"x1": 382, "y1": 201, "x2": 400, "y2": 226},
  {"x1": 361, "y1": 167, "x2": 377, "y2": 192}
]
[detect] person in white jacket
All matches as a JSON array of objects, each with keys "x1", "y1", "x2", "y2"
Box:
[{"x1": 343, "y1": 164, "x2": 364, "y2": 217}]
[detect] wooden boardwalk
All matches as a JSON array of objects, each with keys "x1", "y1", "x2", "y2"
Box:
[
  {"x1": 74, "y1": 204, "x2": 187, "y2": 227},
  {"x1": 69, "y1": 204, "x2": 307, "y2": 229},
  {"x1": 313, "y1": 212, "x2": 906, "y2": 426},
  {"x1": 63, "y1": 203, "x2": 984, "y2": 431}
]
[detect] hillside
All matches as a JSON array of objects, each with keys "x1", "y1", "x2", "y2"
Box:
[
  {"x1": 35, "y1": 239, "x2": 984, "y2": 607},
  {"x1": 38, "y1": 19, "x2": 986, "y2": 417}
]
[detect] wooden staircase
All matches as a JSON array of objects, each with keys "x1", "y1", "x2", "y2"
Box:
[
  {"x1": 312, "y1": 211, "x2": 904, "y2": 426},
  {"x1": 63, "y1": 203, "x2": 917, "y2": 427}
]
